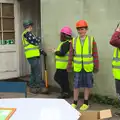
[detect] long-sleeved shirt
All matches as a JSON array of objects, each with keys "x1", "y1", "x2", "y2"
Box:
[
  {"x1": 110, "y1": 31, "x2": 120, "y2": 48},
  {"x1": 92, "y1": 39, "x2": 99, "y2": 70},
  {"x1": 24, "y1": 31, "x2": 41, "y2": 46}
]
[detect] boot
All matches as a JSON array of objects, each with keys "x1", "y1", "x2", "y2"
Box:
[
  {"x1": 40, "y1": 87, "x2": 49, "y2": 94},
  {"x1": 30, "y1": 87, "x2": 38, "y2": 94},
  {"x1": 29, "y1": 83, "x2": 40, "y2": 94}
]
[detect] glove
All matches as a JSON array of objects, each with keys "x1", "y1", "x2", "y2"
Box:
[
  {"x1": 93, "y1": 68, "x2": 99, "y2": 73},
  {"x1": 40, "y1": 49, "x2": 47, "y2": 56}
]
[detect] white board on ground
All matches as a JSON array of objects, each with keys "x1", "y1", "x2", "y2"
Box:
[{"x1": 0, "y1": 98, "x2": 80, "y2": 120}]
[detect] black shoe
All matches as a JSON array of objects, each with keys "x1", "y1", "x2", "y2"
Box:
[
  {"x1": 57, "y1": 93, "x2": 71, "y2": 99},
  {"x1": 57, "y1": 94, "x2": 64, "y2": 98},
  {"x1": 62, "y1": 93, "x2": 71, "y2": 98}
]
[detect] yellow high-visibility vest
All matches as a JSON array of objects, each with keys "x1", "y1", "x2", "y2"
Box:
[
  {"x1": 55, "y1": 40, "x2": 69, "y2": 69},
  {"x1": 73, "y1": 36, "x2": 94, "y2": 72},
  {"x1": 112, "y1": 48, "x2": 120, "y2": 80},
  {"x1": 22, "y1": 30, "x2": 40, "y2": 59}
]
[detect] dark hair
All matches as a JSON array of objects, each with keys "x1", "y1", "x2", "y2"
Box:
[{"x1": 60, "y1": 33, "x2": 72, "y2": 41}]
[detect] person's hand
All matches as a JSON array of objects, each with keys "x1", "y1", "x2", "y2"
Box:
[
  {"x1": 47, "y1": 48, "x2": 56, "y2": 52},
  {"x1": 116, "y1": 24, "x2": 120, "y2": 32},
  {"x1": 93, "y1": 68, "x2": 99, "y2": 73},
  {"x1": 116, "y1": 27, "x2": 120, "y2": 32},
  {"x1": 40, "y1": 49, "x2": 47, "y2": 56}
]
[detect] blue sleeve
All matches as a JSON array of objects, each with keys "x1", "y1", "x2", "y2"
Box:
[{"x1": 24, "y1": 32, "x2": 40, "y2": 46}]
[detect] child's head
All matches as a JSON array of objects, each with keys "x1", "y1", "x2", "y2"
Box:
[
  {"x1": 23, "y1": 20, "x2": 33, "y2": 31},
  {"x1": 60, "y1": 26, "x2": 72, "y2": 41},
  {"x1": 76, "y1": 20, "x2": 88, "y2": 38}
]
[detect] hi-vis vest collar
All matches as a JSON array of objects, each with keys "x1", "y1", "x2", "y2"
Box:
[{"x1": 73, "y1": 36, "x2": 92, "y2": 59}]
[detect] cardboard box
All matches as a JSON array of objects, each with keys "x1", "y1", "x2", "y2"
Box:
[{"x1": 80, "y1": 109, "x2": 112, "y2": 120}]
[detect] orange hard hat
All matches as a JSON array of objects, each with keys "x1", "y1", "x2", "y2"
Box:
[{"x1": 76, "y1": 20, "x2": 88, "y2": 28}]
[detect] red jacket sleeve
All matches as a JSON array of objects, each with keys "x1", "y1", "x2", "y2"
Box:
[
  {"x1": 92, "y1": 39, "x2": 99, "y2": 70},
  {"x1": 110, "y1": 31, "x2": 120, "y2": 48}
]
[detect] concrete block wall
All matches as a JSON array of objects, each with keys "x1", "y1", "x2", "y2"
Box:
[{"x1": 41, "y1": 0, "x2": 120, "y2": 97}]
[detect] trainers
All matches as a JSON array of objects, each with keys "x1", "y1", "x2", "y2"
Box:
[
  {"x1": 80, "y1": 104, "x2": 89, "y2": 111},
  {"x1": 71, "y1": 104, "x2": 77, "y2": 109}
]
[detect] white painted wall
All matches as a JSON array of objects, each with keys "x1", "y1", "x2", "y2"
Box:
[{"x1": 41, "y1": 0, "x2": 120, "y2": 97}]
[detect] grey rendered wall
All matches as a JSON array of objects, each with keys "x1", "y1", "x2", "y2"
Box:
[
  {"x1": 19, "y1": 0, "x2": 41, "y2": 76},
  {"x1": 41, "y1": 0, "x2": 120, "y2": 97}
]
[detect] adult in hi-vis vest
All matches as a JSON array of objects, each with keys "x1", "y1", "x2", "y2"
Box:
[
  {"x1": 50, "y1": 26, "x2": 72, "y2": 98},
  {"x1": 22, "y1": 20, "x2": 48, "y2": 94},
  {"x1": 71, "y1": 20, "x2": 99, "y2": 111},
  {"x1": 110, "y1": 24, "x2": 120, "y2": 116}
]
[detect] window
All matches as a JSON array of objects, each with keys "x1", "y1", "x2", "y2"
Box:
[{"x1": 0, "y1": 3, "x2": 14, "y2": 45}]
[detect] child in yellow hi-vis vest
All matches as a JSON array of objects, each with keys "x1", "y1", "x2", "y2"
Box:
[
  {"x1": 69, "y1": 20, "x2": 99, "y2": 111},
  {"x1": 50, "y1": 26, "x2": 73, "y2": 98},
  {"x1": 22, "y1": 20, "x2": 48, "y2": 94}
]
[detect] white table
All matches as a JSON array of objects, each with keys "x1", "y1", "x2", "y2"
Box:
[{"x1": 0, "y1": 98, "x2": 80, "y2": 120}]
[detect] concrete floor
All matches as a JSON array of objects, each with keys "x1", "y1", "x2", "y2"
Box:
[{"x1": 0, "y1": 92, "x2": 120, "y2": 120}]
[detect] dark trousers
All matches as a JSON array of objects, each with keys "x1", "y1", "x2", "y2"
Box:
[
  {"x1": 54, "y1": 69, "x2": 70, "y2": 93},
  {"x1": 115, "y1": 79, "x2": 120, "y2": 100},
  {"x1": 27, "y1": 57, "x2": 45, "y2": 88}
]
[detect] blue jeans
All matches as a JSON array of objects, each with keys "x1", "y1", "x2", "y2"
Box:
[{"x1": 27, "y1": 57, "x2": 45, "y2": 88}]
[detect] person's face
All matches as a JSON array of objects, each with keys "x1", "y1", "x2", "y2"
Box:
[
  {"x1": 77, "y1": 27, "x2": 87, "y2": 37},
  {"x1": 60, "y1": 33, "x2": 66, "y2": 41},
  {"x1": 29, "y1": 25, "x2": 33, "y2": 31}
]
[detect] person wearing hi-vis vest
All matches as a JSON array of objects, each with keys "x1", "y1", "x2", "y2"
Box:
[
  {"x1": 22, "y1": 20, "x2": 48, "y2": 94},
  {"x1": 50, "y1": 26, "x2": 72, "y2": 98},
  {"x1": 110, "y1": 24, "x2": 120, "y2": 116},
  {"x1": 70, "y1": 20, "x2": 99, "y2": 111}
]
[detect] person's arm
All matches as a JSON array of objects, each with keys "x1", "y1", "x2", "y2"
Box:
[
  {"x1": 24, "y1": 32, "x2": 47, "y2": 56},
  {"x1": 55, "y1": 41, "x2": 70, "y2": 56},
  {"x1": 109, "y1": 31, "x2": 120, "y2": 48},
  {"x1": 24, "y1": 32, "x2": 40, "y2": 46},
  {"x1": 92, "y1": 38, "x2": 99, "y2": 73}
]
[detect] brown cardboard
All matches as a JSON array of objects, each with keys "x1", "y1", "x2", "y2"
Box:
[
  {"x1": 80, "y1": 109, "x2": 112, "y2": 120},
  {"x1": 99, "y1": 109, "x2": 112, "y2": 119}
]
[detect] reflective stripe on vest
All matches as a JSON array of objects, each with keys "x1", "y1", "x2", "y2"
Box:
[
  {"x1": 22, "y1": 30, "x2": 40, "y2": 59},
  {"x1": 112, "y1": 48, "x2": 120, "y2": 80},
  {"x1": 73, "y1": 36, "x2": 94, "y2": 72},
  {"x1": 55, "y1": 40, "x2": 69, "y2": 69}
]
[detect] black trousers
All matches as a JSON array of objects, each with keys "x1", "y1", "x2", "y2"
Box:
[
  {"x1": 115, "y1": 79, "x2": 120, "y2": 94},
  {"x1": 54, "y1": 69, "x2": 70, "y2": 93}
]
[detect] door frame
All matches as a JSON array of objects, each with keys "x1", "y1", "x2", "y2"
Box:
[{"x1": 0, "y1": 0, "x2": 21, "y2": 78}]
